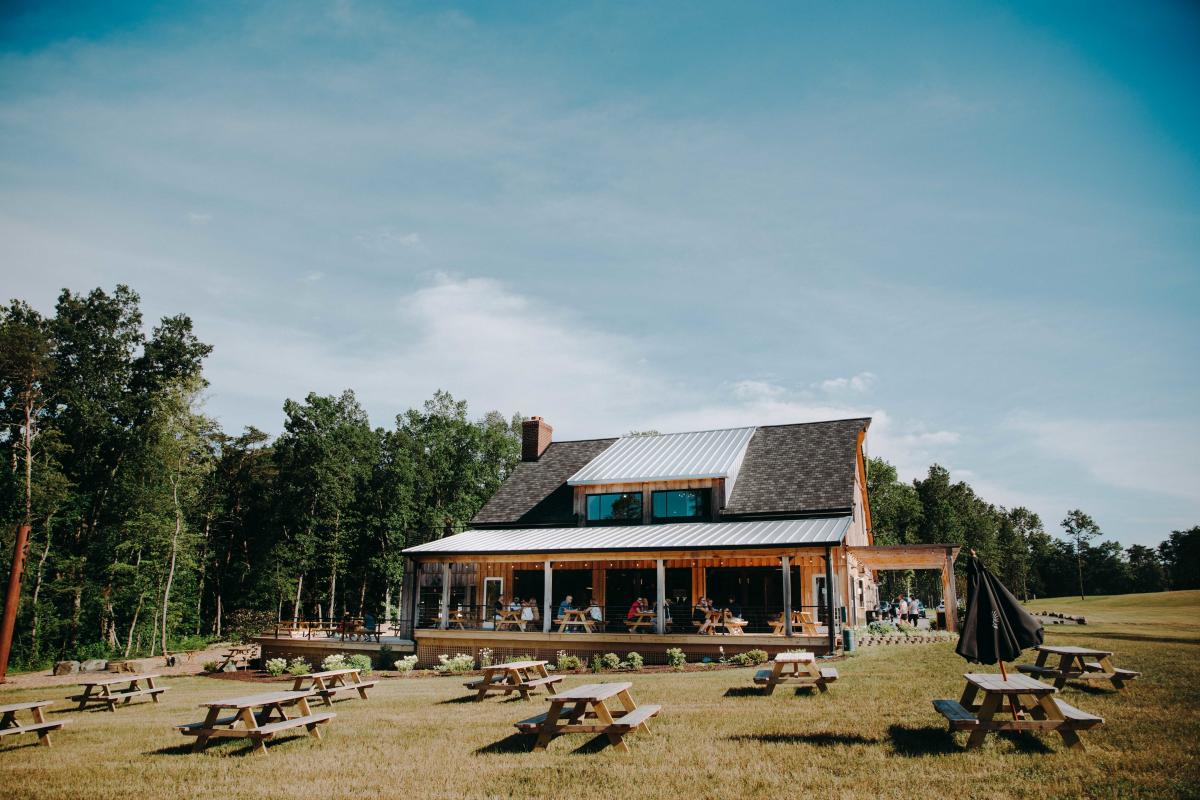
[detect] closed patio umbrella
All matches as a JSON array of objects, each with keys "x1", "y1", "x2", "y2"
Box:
[{"x1": 956, "y1": 550, "x2": 1044, "y2": 669}]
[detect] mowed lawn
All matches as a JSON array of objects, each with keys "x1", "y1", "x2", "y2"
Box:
[{"x1": 3, "y1": 592, "x2": 1198, "y2": 800}]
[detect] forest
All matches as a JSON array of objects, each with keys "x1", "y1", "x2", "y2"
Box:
[{"x1": 1, "y1": 285, "x2": 1197, "y2": 670}]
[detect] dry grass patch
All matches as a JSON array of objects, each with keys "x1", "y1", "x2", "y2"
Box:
[{"x1": 2, "y1": 592, "x2": 1198, "y2": 799}]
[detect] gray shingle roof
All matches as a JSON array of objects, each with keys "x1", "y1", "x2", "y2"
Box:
[
  {"x1": 405, "y1": 516, "x2": 850, "y2": 556},
  {"x1": 471, "y1": 438, "x2": 617, "y2": 527},
  {"x1": 723, "y1": 419, "x2": 870, "y2": 516}
]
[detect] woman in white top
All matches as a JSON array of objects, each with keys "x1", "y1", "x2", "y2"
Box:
[
  {"x1": 896, "y1": 597, "x2": 909, "y2": 622},
  {"x1": 521, "y1": 598, "x2": 536, "y2": 622}
]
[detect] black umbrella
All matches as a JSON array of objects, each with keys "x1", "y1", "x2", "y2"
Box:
[{"x1": 955, "y1": 551, "x2": 1044, "y2": 718}]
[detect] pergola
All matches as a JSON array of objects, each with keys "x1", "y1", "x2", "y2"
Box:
[{"x1": 847, "y1": 544, "x2": 962, "y2": 632}]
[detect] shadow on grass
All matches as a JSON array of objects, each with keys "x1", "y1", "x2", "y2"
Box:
[
  {"x1": 722, "y1": 687, "x2": 764, "y2": 698},
  {"x1": 1064, "y1": 683, "x2": 1118, "y2": 696},
  {"x1": 1059, "y1": 631, "x2": 1198, "y2": 646},
  {"x1": 438, "y1": 694, "x2": 481, "y2": 705},
  {"x1": 996, "y1": 731, "x2": 1054, "y2": 754},
  {"x1": 474, "y1": 733, "x2": 531, "y2": 755},
  {"x1": 570, "y1": 734, "x2": 621, "y2": 754},
  {"x1": 728, "y1": 732, "x2": 879, "y2": 747},
  {"x1": 888, "y1": 724, "x2": 960, "y2": 757}
]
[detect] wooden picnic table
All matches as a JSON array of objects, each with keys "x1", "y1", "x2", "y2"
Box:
[
  {"x1": 1017, "y1": 645, "x2": 1141, "y2": 691},
  {"x1": 464, "y1": 660, "x2": 562, "y2": 701},
  {"x1": 0, "y1": 700, "x2": 67, "y2": 748},
  {"x1": 515, "y1": 681, "x2": 661, "y2": 753},
  {"x1": 176, "y1": 690, "x2": 334, "y2": 755},
  {"x1": 933, "y1": 672, "x2": 1103, "y2": 751},
  {"x1": 436, "y1": 610, "x2": 469, "y2": 630},
  {"x1": 218, "y1": 644, "x2": 257, "y2": 670},
  {"x1": 494, "y1": 608, "x2": 527, "y2": 631},
  {"x1": 70, "y1": 673, "x2": 168, "y2": 711},
  {"x1": 753, "y1": 651, "x2": 838, "y2": 694},
  {"x1": 769, "y1": 610, "x2": 821, "y2": 636},
  {"x1": 290, "y1": 668, "x2": 376, "y2": 706},
  {"x1": 556, "y1": 608, "x2": 595, "y2": 633},
  {"x1": 626, "y1": 610, "x2": 657, "y2": 633}
]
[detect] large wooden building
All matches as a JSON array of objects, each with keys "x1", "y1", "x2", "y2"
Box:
[{"x1": 391, "y1": 416, "x2": 958, "y2": 666}]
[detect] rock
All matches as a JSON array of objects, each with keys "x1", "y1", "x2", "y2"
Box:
[
  {"x1": 1076, "y1": 617, "x2": 1087, "y2": 625},
  {"x1": 80, "y1": 659, "x2": 108, "y2": 673},
  {"x1": 53, "y1": 660, "x2": 80, "y2": 676},
  {"x1": 222, "y1": 662, "x2": 238, "y2": 672}
]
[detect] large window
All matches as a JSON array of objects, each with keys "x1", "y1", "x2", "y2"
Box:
[
  {"x1": 586, "y1": 492, "x2": 642, "y2": 524},
  {"x1": 651, "y1": 489, "x2": 710, "y2": 522}
]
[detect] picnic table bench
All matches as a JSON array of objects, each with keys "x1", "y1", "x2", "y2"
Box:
[
  {"x1": 176, "y1": 690, "x2": 333, "y2": 755},
  {"x1": 70, "y1": 673, "x2": 168, "y2": 711},
  {"x1": 1017, "y1": 645, "x2": 1140, "y2": 691},
  {"x1": 626, "y1": 611, "x2": 657, "y2": 633},
  {"x1": 514, "y1": 681, "x2": 660, "y2": 753},
  {"x1": 464, "y1": 660, "x2": 562, "y2": 700},
  {"x1": 0, "y1": 700, "x2": 67, "y2": 748},
  {"x1": 933, "y1": 672, "x2": 1103, "y2": 751},
  {"x1": 555, "y1": 608, "x2": 595, "y2": 633},
  {"x1": 769, "y1": 610, "x2": 821, "y2": 636},
  {"x1": 494, "y1": 608, "x2": 528, "y2": 631},
  {"x1": 753, "y1": 651, "x2": 838, "y2": 694},
  {"x1": 217, "y1": 645, "x2": 257, "y2": 671},
  {"x1": 693, "y1": 609, "x2": 745, "y2": 635},
  {"x1": 290, "y1": 668, "x2": 375, "y2": 706}
]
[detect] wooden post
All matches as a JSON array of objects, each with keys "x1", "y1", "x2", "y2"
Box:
[
  {"x1": 824, "y1": 545, "x2": 836, "y2": 653},
  {"x1": 397, "y1": 557, "x2": 417, "y2": 639},
  {"x1": 944, "y1": 548, "x2": 959, "y2": 634},
  {"x1": 781, "y1": 555, "x2": 793, "y2": 637},
  {"x1": 543, "y1": 560, "x2": 553, "y2": 634},
  {"x1": 655, "y1": 559, "x2": 666, "y2": 635},
  {"x1": 439, "y1": 563, "x2": 451, "y2": 630},
  {"x1": 0, "y1": 524, "x2": 31, "y2": 683}
]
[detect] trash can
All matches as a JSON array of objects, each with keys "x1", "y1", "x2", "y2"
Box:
[
  {"x1": 936, "y1": 610, "x2": 946, "y2": 630},
  {"x1": 842, "y1": 628, "x2": 856, "y2": 652}
]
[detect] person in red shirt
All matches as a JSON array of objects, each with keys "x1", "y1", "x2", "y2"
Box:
[{"x1": 626, "y1": 598, "x2": 642, "y2": 619}]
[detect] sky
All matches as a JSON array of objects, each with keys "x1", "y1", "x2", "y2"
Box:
[{"x1": 1, "y1": 1, "x2": 1197, "y2": 547}]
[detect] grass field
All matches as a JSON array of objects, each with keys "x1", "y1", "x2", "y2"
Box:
[{"x1": 2, "y1": 591, "x2": 1198, "y2": 800}]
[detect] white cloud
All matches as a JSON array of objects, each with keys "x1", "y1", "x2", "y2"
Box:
[
  {"x1": 354, "y1": 227, "x2": 424, "y2": 254},
  {"x1": 301, "y1": 271, "x2": 324, "y2": 283},
  {"x1": 819, "y1": 371, "x2": 876, "y2": 393},
  {"x1": 186, "y1": 211, "x2": 212, "y2": 225},
  {"x1": 1007, "y1": 413, "x2": 1200, "y2": 501}
]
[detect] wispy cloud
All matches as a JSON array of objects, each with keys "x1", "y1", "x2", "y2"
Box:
[{"x1": 819, "y1": 372, "x2": 876, "y2": 393}]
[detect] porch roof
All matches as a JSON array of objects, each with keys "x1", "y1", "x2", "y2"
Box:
[{"x1": 403, "y1": 516, "x2": 851, "y2": 558}]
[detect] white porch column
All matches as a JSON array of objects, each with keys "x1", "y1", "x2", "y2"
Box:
[
  {"x1": 439, "y1": 562, "x2": 451, "y2": 630},
  {"x1": 655, "y1": 559, "x2": 666, "y2": 635},
  {"x1": 781, "y1": 555, "x2": 793, "y2": 637},
  {"x1": 543, "y1": 560, "x2": 553, "y2": 633}
]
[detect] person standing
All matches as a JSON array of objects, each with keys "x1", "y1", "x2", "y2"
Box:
[{"x1": 897, "y1": 596, "x2": 908, "y2": 624}]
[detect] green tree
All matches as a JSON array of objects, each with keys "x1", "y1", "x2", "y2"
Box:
[
  {"x1": 1158, "y1": 526, "x2": 1199, "y2": 590},
  {"x1": 1061, "y1": 509, "x2": 1102, "y2": 600},
  {"x1": 1125, "y1": 544, "x2": 1166, "y2": 594}
]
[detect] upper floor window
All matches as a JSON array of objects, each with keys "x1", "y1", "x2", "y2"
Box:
[
  {"x1": 586, "y1": 492, "x2": 642, "y2": 524},
  {"x1": 651, "y1": 489, "x2": 710, "y2": 522}
]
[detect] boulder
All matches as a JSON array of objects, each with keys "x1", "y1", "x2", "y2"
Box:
[
  {"x1": 80, "y1": 659, "x2": 108, "y2": 673},
  {"x1": 53, "y1": 660, "x2": 80, "y2": 676}
]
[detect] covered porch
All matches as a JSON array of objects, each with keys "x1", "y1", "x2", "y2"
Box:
[{"x1": 847, "y1": 544, "x2": 962, "y2": 632}]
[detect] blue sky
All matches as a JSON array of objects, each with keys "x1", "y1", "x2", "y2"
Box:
[{"x1": 1, "y1": 1, "x2": 1197, "y2": 546}]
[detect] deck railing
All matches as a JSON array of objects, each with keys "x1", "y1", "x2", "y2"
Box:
[{"x1": 271, "y1": 616, "x2": 415, "y2": 641}]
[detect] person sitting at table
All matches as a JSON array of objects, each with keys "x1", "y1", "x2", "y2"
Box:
[
  {"x1": 725, "y1": 597, "x2": 744, "y2": 620},
  {"x1": 586, "y1": 597, "x2": 605, "y2": 630},
  {"x1": 692, "y1": 598, "x2": 710, "y2": 625},
  {"x1": 527, "y1": 597, "x2": 540, "y2": 621},
  {"x1": 507, "y1": 596, "x2": 522, "y2": 612},
  {"x1": 557, "y1": 594, "x2": 574, "y2": 621},
  {"x1": 520, "y1": 598, "x2": 536, "y2": 624},
  {"x1": 627, "y1": 597, "x2": 643, "y2": 620}
]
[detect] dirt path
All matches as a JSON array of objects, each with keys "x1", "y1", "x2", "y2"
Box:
[{"x1": 0, "y1": 642, "x2": 248, "y2": 691}]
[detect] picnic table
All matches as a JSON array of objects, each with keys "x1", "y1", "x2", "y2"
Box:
[
  {"x1": 435, "y1": 610, "x2": 469, "y2": 630},
  {"x1": 515, "y1": 681, "x2": 661, "y2": 753},
  {"x1": 753, "y1": 651, "x2": 838, "y2": 694},
  {"x1": 626, "y1": 610, "x2": 657, "y2": 633},
  {"x1": 176, "y1": 690, "x2": 334, "y2": 755},
  {"x1": 464, "y1": 660, "x2": 562, "y2": 701},
  {"x1": 933, "y1": 672, "x2": 1104, "y2": 751},
  {"x1": 769, "y1": 610, "x2": 821, "y2": 636},
  {"x1": 218, "y1": 644, "x2": 257, "y2": 670},
  {"x1": 494, "y1": 608, "x2": 527, "y2": 631},
  {"x1": 0, "y1": 700, "x2": 67, "y2": 748},
  {"x1": 556, "y1": 608, "x2": 595, "y2": 633},
  {"x1": 1017, "y1": 645, "x2": 1141, "y2": 691},
  {"x1": 291, "y1": 668, "x2": 376, "y2": 706},
  {"x1": 70, "y1": 673, "x2": 168, "y2": 711}
]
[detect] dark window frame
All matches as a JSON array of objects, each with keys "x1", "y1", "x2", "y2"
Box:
[
  {"x1": 650, "y1": 488, "x2": 711, "y2": 523},
  {"x1": 585, "y1": 491, "x2": 644, "y2": 525}
]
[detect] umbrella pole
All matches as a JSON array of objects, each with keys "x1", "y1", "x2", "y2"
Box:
[{"x1": 999, "y1": 661, "x2": 1023, "y2": 720}]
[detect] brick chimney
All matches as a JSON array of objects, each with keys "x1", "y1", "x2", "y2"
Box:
[{"x1": 521, "y1": 416, "x2": 553, "y2": 461}]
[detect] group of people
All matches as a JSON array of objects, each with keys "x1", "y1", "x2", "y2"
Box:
[
  {"x1": 692, "y1": 596, "x2": 744, "y2": 622},
  {"x1": 882, "y1": 595, "x2": 924, "y2": 624},
  {"x1": 494, "y1": 596, "x2": 540, "y2": 623}
]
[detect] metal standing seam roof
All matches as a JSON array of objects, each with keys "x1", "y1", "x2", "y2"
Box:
[
  {"x1": 402, "y1": 516, "x2": 850, "y2": 556},
  {"x1": 566, "y1": 426, "x2": 757, "y2": 485}
]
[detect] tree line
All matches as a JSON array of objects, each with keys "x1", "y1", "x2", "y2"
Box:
[
  {"x1": 867, "y1": 458, "x2": 1198, "y2": 602},
  {"x1": 0, "y1": 286, "x2": 521, "y2": 669},
  {"x1": 2, "y1": 284, "x2": 1197, "y2": 669}
]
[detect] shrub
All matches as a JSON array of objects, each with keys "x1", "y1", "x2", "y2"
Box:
[
  {"x1": 321, "y1": 653, "x2": 349, "y2": 671},
  {"x1": 599, "y1": 652, "x2": 621, "y2": 670},
  {"x1": 867, "y1": 621, "x2": 897, "y2": 636},
  {"x1": 394, "y1": 655, "x2": 418, "y2": 673},
  {"x1": 202, "y1": 660, "x2": 219, "y2": 673},
  {"x1": 225, "y1": 609, "x2": 276, "y2": 644},
  {"x1": 378, "y1": 643, "x2": 394, "y2": 667},
  {"x1": 505, "y1": 654, "x2": 534, "y2": 664},
  {"x1": 285, "y1": 657, "x2": 311, "y2": 676},
  {"x1": 265, "y1": 657, "x2": 288, "y2": 676},
  {"x1": 478, "y1": 647, "x2": 493, "y2": 669},
  {"x1": 624, "y1": 652, "x2": 644, "y2": 671},
  {"x1": 555, "y1": 650, "x2": 582, "y2": 672},
  {"x1": 744, "y1": 649, "x2": 769, "y2": 665},
  {"x1": 436, "y1": 653, "x2": 475, "y2": 674},
  {"x1": 345, "y1": 653, "x2": 372, "y2": 675},
  {"x1": 666, "y1": 648, "x2": 686, "y2": 670},
  {"x1": 589, "y1": 656, "x2": 604, "y2": 674}
]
